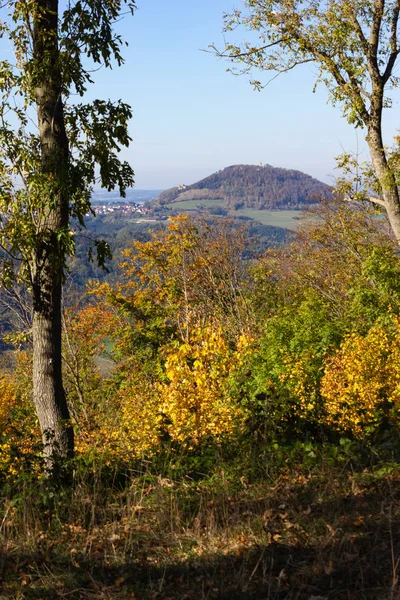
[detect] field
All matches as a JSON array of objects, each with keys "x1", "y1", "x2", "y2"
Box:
[
  {"x1": 166, "y1": 199, "x2": 226, "y2": 210},
  {"x1": 167, "y1": 200, "x2": 308, "y2": 230},
  {"x1": 235, "y1": 209, "x2": 304, "y2": 229}
]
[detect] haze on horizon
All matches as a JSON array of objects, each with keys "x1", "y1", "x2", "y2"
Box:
[{"x1": 90, "y1": 0, "x2": 400, "y2": 191}]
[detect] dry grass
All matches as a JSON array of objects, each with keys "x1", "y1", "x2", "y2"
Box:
[{"x1": 1, "y1": 465, "x2": 400, "y2": 599}]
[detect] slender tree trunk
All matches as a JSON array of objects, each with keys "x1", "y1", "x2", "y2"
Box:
[
  {"x1": 367, "y1": 123, "x2": 400, "y2": 244},
  {"x1": 31, "y1": 0, "x2": 74, "y2": 467}
]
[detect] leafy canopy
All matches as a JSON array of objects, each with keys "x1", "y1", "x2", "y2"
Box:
[
  {"x1": 216, "y1": 0, "x2": 400, "y2": 127},
  {"x1": 0, "y1": 0, "x2": 135, "y2": 286}
]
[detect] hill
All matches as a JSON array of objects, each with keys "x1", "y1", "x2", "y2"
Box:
[{"x1": 155, "y1": 164, "x2": 332, "y2": 209}]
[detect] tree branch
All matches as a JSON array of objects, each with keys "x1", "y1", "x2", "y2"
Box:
[
  {"x1": 207, "y1": 39, "x2": 285, "y2": 60},
  {"x1": 382, "y1": 0, "x2": 400, "y2": 83},
  {"x1": 303, "y1": 42, "x2": 370, "y2": 124},
  {"x1": 366, "y1": 195, "x2": 387, "y2": 207},
  {"x1": 370, "y1": 0, "x2": 385, "y2": 56}
]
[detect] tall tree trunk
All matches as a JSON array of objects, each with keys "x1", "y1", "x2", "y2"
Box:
[{"x1": 31, "y1": 0, "x2": 74, "y2": 467}]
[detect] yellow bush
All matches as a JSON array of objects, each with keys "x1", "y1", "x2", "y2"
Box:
[
  {"x1": 0, "y1": 355, "x2": 41, "y2": 476},
  {"x1": 97, "y1": 327, "x2": 250, "y2": 459},
  {"x1": 0, "y1": 375, "x2": 17, "y2": 432},
  {"x1": 108, "y1": 365, "x2": 163, "y2": 457},
  {"x1": 279, "y1": 350, "x2": 319, "y2": 416},
  {"x1": 159, "y1": 326, "x2": 247, "y2": 445},
  {"x1": 321, "y1": 320, "x2": 400, "y2": 436}
]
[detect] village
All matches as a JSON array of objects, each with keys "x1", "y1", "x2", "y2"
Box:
[{"x1": 91, "y1": 201, "x2": 150, "y2": 216}]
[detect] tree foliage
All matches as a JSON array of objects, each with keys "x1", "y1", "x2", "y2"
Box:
[
  {"x1": 74, "y1": 216, "x2": 254, "y2": 461},
  {"x1": 92, "y1": 214, "x2": 252, "y2": 350},
  {"x1": 231, "y1": 199, "x2": 400, "y2": 441},
  {"x1": 0, "y1": 0, "x2": 134, "y2": 282},
  {"x1": 215, "y1": 0, "x2": 400, "y2": 244},
  {"x1": 1, "y1": 203, "x2": 400, "y2": 477},
  {"x1": 0, "y1": 0, "x2": 135, "y2": 467}
]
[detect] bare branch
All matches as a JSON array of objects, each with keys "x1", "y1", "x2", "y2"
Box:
[{"x1": 207, "y1": 39, "x2": 285, "y2": 60}]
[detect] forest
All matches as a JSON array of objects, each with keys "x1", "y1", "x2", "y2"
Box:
[{"x1": 2, "y1": 0, "x2": 400, "y2": 598}]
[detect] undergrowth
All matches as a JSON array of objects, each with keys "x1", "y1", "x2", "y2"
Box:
[{"x1": 1, "y1": 448, "x2": 400, "y2": 599}]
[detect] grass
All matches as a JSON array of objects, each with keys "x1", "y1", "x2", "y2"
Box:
[
  {"x1": 165, "y1": 202, "x2": 310, "y2": 230},
  {"x1": 2, "y1": 462, "x2": 400, "y2": 599},
  {"x1": 166, "y1": 199, "x2": 226, "y2": 210},
  {"x1": 235, "y1": 209, "x2": 305, "y2": 229}
]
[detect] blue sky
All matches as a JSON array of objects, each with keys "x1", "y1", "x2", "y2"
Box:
[{"x1": 86, "y1": 1, "x2": 400, "y2": 189}]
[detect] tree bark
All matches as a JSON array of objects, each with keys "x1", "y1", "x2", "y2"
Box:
[
  {"x1": 31, "y1": 0, "x2": 74, "y2": 468},
  {"x1": 367, "y1": 122, "x2": 400, "y2": 244},
  {"x1": 32, "y1": 277, "x2": 73, "y2": 464}
]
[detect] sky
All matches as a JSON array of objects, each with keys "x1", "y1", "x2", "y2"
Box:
[{"x1": 36, "y1": 1, "x2": 400, "y2": 189}]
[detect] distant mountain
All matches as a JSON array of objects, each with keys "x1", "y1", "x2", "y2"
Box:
[{"x1": 155, "y1": 164, "x2": 331, "y2": 209}]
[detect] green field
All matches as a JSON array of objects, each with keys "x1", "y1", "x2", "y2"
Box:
[
  {"x1": 235, "y1": 209, "x2": 304, "y2": 229},
  {"x1": 167, "y1": 199, "x2": 226, "y2": 210},
  {"x1": 168, "y1": 200, "x2": 308, "y2": 229}
]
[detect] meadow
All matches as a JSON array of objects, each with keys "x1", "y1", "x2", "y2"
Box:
[
  {"x1": 235, "y1": 209, "x2": 303, "y2": 229},
  {"x1": 166, "y1": 199, "x2": 226, "y2": 210},
  {"x1": 166, "y1": 200, "x2": 304, "y2": 229}
]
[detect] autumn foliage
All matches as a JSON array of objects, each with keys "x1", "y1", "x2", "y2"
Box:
[
  {"x1": 321, "y1": 319, "x2": 400, "y2": 436},
  {"x1": 51, "y1": 216, "x2": 253, "y2": 464},
  {"x1": 2, "y1": 207, "x2": 400, "y2": 478},
  {"x1": 0, "y1": 353, "x2": 40, "y2": 476}
]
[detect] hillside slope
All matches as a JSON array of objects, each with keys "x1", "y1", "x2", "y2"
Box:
[{"x1": 156, "y1": 164, "x2": 331, "y2": 209}]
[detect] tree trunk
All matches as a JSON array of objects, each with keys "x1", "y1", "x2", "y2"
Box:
[
  {"x1": 367, "y1": 124, "x2": 400, "y2": 244},
  {"x1": 31, "y1": 0, "x2": 74, "y2": 468},
  {"x1": 32, "y1": 271, "x2": 73, "y2": 464}
]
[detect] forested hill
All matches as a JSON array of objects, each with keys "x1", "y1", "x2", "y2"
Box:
[{"x1": 155, "y1": 164, "x2": 332, "y2": 209}]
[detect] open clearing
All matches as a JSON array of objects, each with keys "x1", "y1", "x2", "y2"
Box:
[
  {"x1": 236, "y1": 208, "x2": 304, "y2": 228},
  {"x1": 167, "y1": 201, "x2": 311, "y2": 229},
  {"x1": 166, "y1": 199, "x2": 225, "y2": 210}
]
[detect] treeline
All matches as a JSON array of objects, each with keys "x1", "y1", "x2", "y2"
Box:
[
  {"x1": 68, "y1": 213, "x2": 291, "y2": 290},
  {"x1": 156, "y1": 164, "x2": 332, "y2": 209},
  {"x1": 0, "y1": 213, "x2": 290, "y2": 350}
]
